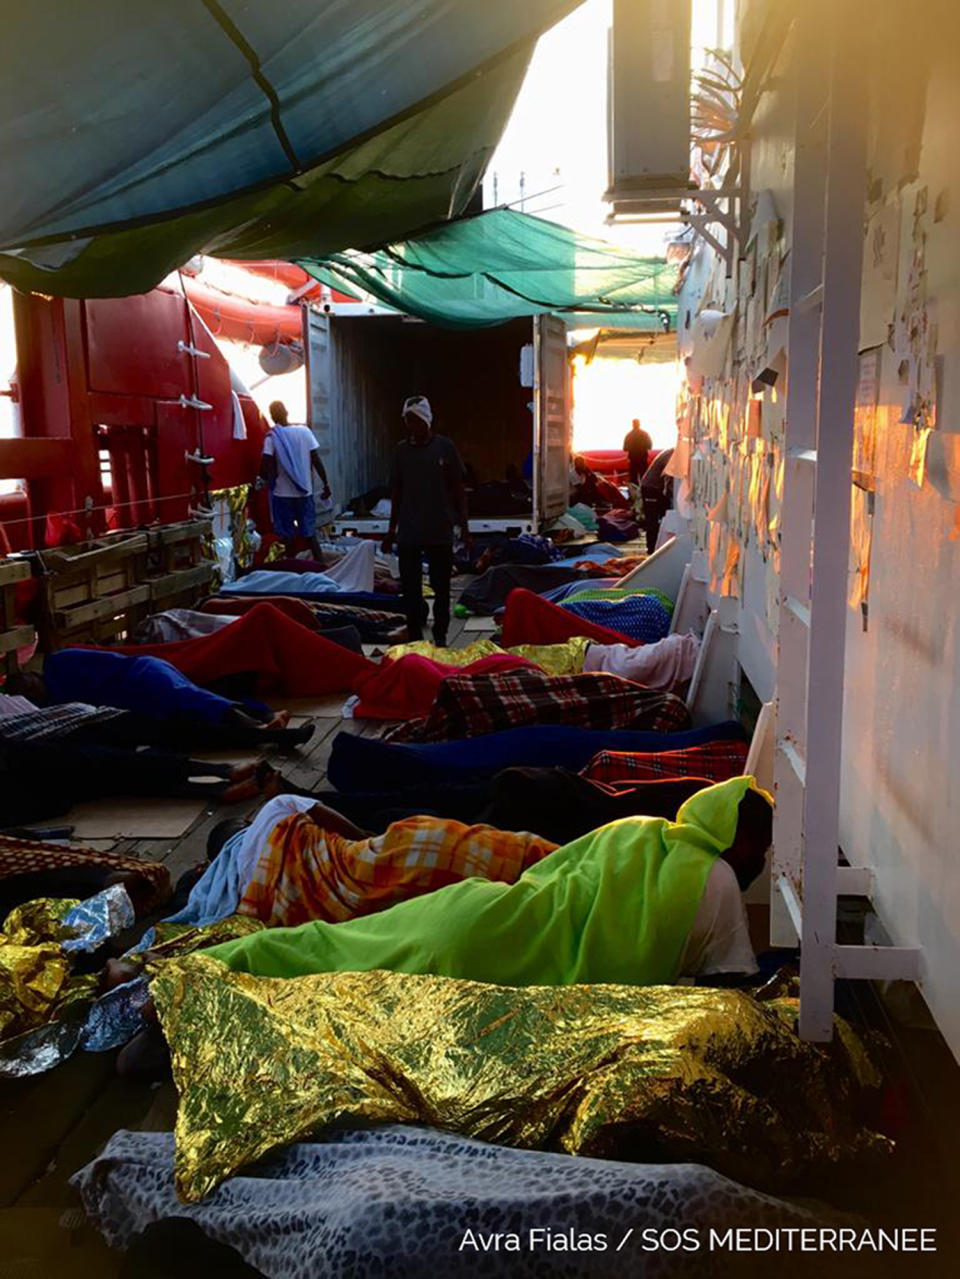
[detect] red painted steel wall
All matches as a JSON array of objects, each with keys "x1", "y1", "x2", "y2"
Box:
[{"x1": 1, "y1": 287, "x2": 267, "y2": 546}]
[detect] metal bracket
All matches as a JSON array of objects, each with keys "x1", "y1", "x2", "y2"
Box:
[
  {"x1": 680, "y1": 188, "x2": 742, "y2": 265},
  {"x1": 177, "y1": 341, "x2": 211, "y2": 359}
]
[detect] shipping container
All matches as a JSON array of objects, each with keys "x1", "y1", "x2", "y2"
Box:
[{"x1": 302, "y1": 309, "x2": 573, "y2": 536}]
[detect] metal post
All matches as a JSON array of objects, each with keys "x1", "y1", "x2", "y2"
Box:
[{"x1": 798, "y1": 4, "x2": 868, "y2": 1040}]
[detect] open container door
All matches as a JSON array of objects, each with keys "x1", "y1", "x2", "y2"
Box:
[
  {"x1": 533, "y1": 314, "x2": 571, "y2": 529},
  {"x1": 303, "y1": 307, "x2": 338, "y2": 503}
]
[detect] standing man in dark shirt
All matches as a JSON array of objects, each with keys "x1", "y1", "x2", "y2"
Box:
[
  {"x1": 623, "y1": 418, "x2": 653, "y2": 485},
  {"x1": 381, "y1": 396, "x2": 469, "y2": 647},
  {"x1": 640, "y1": 447, "x2": 674, "y2": 554}
]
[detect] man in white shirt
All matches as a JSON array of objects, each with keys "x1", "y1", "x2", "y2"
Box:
[{"x1": 259, "y1": 401, "x2": 331, "y2": 558}]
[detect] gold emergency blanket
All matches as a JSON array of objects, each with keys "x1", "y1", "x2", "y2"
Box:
[
  {"x1": 0, "y1": 898, "x2": 88, "y2": 1041},
  {"x1": 153, "y1": 959, "x2": 890, "y2": 1203},
  {"x1": 0, "y1": 907, "x2": 262, "y2": 1047},
  {"x1": 386, "y1": 637, "x2": 591, "y2": 675}
]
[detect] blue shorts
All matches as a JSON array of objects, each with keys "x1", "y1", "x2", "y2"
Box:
[{"x1": 270, "y1": 493, "x2": 317, "y2": 540}]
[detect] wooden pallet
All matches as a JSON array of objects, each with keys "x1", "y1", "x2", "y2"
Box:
[
  {"x1": 144, "y1": 519, "x2": 215, "y2": 611},
  {"x1": 36, "y1": 520, "x2": 214, "y2": 648},
  {"x1": 0, "y1": 559, "x2": 36, "y2": 675},
  {"x1": 37, "y1": 533, "x2": 150, "y2": 648}
]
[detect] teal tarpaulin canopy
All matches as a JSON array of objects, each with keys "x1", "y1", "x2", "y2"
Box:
[
  {"x1": 298, "y1": 209, "x2": 679, "y2": 328},
  {"x1": 0, "y1": 0, "x2": 580, "y2": 298}
]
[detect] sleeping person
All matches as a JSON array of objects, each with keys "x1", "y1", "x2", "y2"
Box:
[
  {"x1": 204, "y1": 777, "x2": 772, "y2": 987},
  {"x1": 5, "y1": 648, "x2": 313, "y2": 748}
]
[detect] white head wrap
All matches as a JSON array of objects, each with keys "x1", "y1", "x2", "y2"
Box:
[{"x1": 402, "y1": 395, "x2": 433, "y2": 427}]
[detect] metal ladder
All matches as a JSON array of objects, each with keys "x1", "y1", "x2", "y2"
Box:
[{"x1": 770, "y1": 0, "x2": 921, "y2": 1038}]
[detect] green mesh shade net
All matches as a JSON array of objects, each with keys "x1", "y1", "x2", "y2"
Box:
[
  {"x1": 299, "y1": 209, "x2": 678, "y2": 328},
  {"x1": 0, "y1": 0, "x2": 580, "y2": 298}
]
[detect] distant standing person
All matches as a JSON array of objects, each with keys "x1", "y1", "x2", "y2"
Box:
[
  {"x1": 259, "y1": 400, "x2": 330, "y2": 559},
  {"x1": 381, "y1": 396, "x2": 469, "y2": 647},
  {"x1": 623, "y1": 418, "x2": 653, "y2": 485}
]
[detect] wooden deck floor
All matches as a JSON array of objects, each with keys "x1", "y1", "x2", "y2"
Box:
[{"x1": 0, "y1": 600, "x2": 484, "y2": 1275}]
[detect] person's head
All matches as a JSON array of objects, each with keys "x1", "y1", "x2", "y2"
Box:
[
  {"x1": 720, "y1": 786, "x2": 774, "y2": 890},
  {"x1": 573, "y1": 454, "x2": 589, "y2": 477},
  {"x1": 206, "y1": 817, "x2": 249, "y2": 863},
  {"x1": 630, "y1": 418, "x2": 642, "y2": 434},
  {"x1": 402, "y1": 395, "x2": 433, "y2": 443},
  {"x1": 4, "y1": 670, "x2": 48, "y2": 705},
  {"x1": 269, "y1": 400, "x2": 289, "y2": 426}
]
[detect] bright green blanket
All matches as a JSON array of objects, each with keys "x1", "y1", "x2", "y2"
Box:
[{"x1": 208, "y1": 777, "x2": 756, "y2": 986}]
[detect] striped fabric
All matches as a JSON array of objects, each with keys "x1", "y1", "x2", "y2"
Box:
[
  {"x1": 0, "y1": 834, "x2": 170, "y2": 906},
  {"x1": 0, "y1": 702, "x2": 126, "y2": 743},
  {"x1": 386, "y1": 667, "x2": 691, "y2": 744},
  {"x1": 581, "y1": 740, "x2": 750, "y2": 785},
  {"x1": 239, "y1": 813, "x2": 557, "y2": 928}
]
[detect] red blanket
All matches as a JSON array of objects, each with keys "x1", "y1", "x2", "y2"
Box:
[
  {"x1": 117, "y1": 602, "x2": 372, "y2": 697},
  {"x1": 351, "y1": 653, "x2": 534, "y2": 721},
  {"x1": 499, "y1": 588, "x2": 644, "y2": 648}
]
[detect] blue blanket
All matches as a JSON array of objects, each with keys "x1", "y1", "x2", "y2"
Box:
[
  {"x1": 561, "y1": 594, "x2": 672, "y2": 643},
  {"x1": 44, "y1": 650, "x2": 234, "y2": 725},
  {"x1": 328, "y1": 721, "x2": 748, "y2": 791}
]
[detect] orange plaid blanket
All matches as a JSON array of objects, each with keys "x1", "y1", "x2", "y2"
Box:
[{"x1": 239, "y1": 813, "x2": 558, "y2": 928}]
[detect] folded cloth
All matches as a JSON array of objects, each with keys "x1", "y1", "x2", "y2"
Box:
[
  {"x1": 459, "y1": 564, "x2": 593, "y2": 616},
  {"x1": 115, "y1": 602, "x2": 372, "y2": 697},
  {"x1": 386, "y1": 668, "x2": 690, "y2": 744},
  {"x1": 500, "y1": 588, "x2": 647, "y2": 648},
  {"x1": 73, "y1": 1127, "x2": 856, "y2": 1277},
  {"x1": 352, "y1": 653, "x2": 536, "y2": 722},
  {"x1": 584, "y1": 632, "x2": 700, "y2": 690},
  {"x1": 239, "y1": 810, "x2": 556, "y2": 928},
  {"x1": 560, "y1": 594, "x2": 672, "y2": 644},
  {"x1": 328, "y1": 720, "x2": 749, "y2": 791},
  {"x1": 583, "y1": 739, "x2": 750, "y2": 783}
]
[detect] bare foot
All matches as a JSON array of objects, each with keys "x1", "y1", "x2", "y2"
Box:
[
  {"x1": 222, "y1": 775, "x2": 261, "y2": 804},
  {"x1": 263, "y1": 710, "x2": 291, "y2": 730}
]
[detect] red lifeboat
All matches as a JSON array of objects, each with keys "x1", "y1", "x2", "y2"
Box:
[{"x1": 181, "y1": 277, "x2": 303, "y2": 346}]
